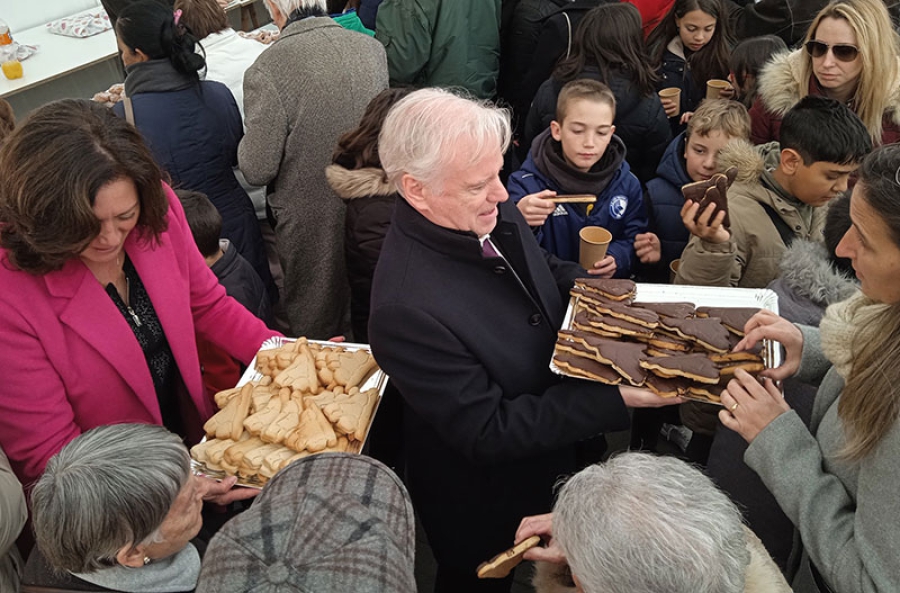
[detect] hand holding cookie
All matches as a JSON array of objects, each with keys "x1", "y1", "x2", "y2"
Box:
[
  {"x1": 516, "y1": 190, "x2": 557, "y2": 227},
  {"x1": 515, "y1": 513, "x2": 567, "y2": 564},
  {"x1": 681, "y1": 199, "x2": 730, "y2": 244}
]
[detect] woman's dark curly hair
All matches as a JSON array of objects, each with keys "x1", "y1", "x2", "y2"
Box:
[{"x1": 0, "y1": 99, "x2": 169, "y2": 274}]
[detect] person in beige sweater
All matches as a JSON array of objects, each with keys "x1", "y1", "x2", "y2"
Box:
[{"x1": 675, "y1": 95, "x2": 869, "y2": 289}]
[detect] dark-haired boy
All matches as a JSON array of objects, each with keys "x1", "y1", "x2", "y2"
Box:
[
  {"x1": 177, "y1": 189, "x2": 272, "y2": 397},
  {"x1": 675, "y1": 95, "x2": 872, "y2": 288},
  {"x1": 508, "y1": 78, "x2": 646, "y2": 278}
]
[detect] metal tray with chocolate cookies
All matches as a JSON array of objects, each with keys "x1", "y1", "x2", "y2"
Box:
[{"x1": 550, "y1": 282, "x2": 780, "y2": 405}]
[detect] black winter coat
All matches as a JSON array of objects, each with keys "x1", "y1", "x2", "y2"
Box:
[
  {"x1": 499, "y1": 0, "x2": 611, "y2": 129},
  {"x1": 325, "y1": 164, "x2": 397, "y2": 343},
  {"x1": 368, "y1": 198, "x2": 630, "y2": 576},
  {"x1": 523, "y1": 66, "x2": 672, "y2": 183}
]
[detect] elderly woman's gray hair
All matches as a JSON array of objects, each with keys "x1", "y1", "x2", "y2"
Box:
[
  {"x1": 31, "y1": 424, "x2": 191, "y2": 573},
  {"x1": 264, "y1": 0, "x2": 327, "y2": 17},
  {"x1": 378, "y1": 88, "x2": 512, "y2": 192},
  {"x1": 554, "y1": 452, "x2": 749, "y2": 593}
]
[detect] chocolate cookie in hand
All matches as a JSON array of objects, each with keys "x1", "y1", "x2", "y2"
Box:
[{"x1": 681, "y1": 166, "x2": 738, "y2": 227}]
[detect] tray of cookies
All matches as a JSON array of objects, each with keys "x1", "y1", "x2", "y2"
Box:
[
  {"x1": 551, "y1": 279, "x2": 780, "y2": 405},
  {"x1": 190, "y1": 336, "x2": 387, "y2": 487}
]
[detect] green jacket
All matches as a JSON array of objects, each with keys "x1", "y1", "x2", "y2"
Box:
[{"x1": 375, "y1": 0, "x2": 501, "y2": 99}]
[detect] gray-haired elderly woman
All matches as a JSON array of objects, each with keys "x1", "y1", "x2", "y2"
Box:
[
  {"x1": 31, "y1": 424, "x2": 208, "y2": 592},
  {"x1": 515, "y1": 452, "x2": 790, "y2": 593}
]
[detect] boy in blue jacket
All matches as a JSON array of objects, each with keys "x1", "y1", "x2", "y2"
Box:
[
  {"x1": 634, "y1": 99, "x2": 751, "y2": 282},
  {"x1": 508, "y1": 79, "x2": 646, "y2": 278}
]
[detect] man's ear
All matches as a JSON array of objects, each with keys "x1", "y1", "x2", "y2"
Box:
[
  {"x1": 779, "y1": 147, "x2": 802, "y2": 175},
  {"x1": 550, "y1": 120, "x2": 562, "y2": 142},
  {"x1": 399, "y1": 173, "x2": 430, "y2": 213},
  {"x1": 115, "y1": 543, "x2": 147, "y2": 568}
]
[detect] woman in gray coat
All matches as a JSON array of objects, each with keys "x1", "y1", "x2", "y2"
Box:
[{"x1": 721, "y1": 144, "x2": 900, "y2": 592}]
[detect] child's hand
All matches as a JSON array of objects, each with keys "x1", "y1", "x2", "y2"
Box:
[
  {"x1": 680, "y1": 111, "x2": 694, "y2": 125},
  {"x1": 681, "y1": 200, "x2": 730, "y2": 243},
  {"x1": 634, "y1": 232, "x2": 661, "y2": 264},
  {"x1": 516, "y1": 190, "x2": 557, "y2": 227},
  {"x1": 587, "y1": 255, "x2": 617, "y2": 277},
  {"x1": 661, "y1": 98, "x2": 679, "y2": 118},
  {"x1": 717, "y1": 86, "x2": 735, "y2": 100}
]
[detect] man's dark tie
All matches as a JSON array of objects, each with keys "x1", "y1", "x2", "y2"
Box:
[{"x1": 482, "y1": 238, "x2": 500, "y2": 258}]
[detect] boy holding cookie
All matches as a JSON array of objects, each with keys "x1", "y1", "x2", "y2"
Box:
[
  {"x1": 634, "y1": 99, "x2": 751, "y2": 282},
  {"x1": 508, "y1": 79, "x2": 646, "y2": 278},
  {"x1": 675, "y1": 95, "x2": 871, "y2": 288}
]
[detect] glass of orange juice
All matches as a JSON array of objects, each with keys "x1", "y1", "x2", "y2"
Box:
[{"x1": 2, "y1": 59, "x2": 23, "y2": 80}]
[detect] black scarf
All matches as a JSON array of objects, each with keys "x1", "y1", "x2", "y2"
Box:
[{"x1": 531, "y1": 128, "x2": 626, "y2": 196}]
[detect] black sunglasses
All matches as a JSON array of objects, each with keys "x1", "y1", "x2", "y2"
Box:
[{"x1": 805, "y1": 40, "x2": 860, "y2": 62}]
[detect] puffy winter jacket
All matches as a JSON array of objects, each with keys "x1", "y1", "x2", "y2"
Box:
[
  {"x1": 508, "y1": 139, "x2": 646, "y2": 277},
  {"x1": 642, "y1": 133, "x2": 692, "y2": 278}
]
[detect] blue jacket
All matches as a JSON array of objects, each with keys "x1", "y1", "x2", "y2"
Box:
[
  {"x1": 508, "y1": 140, "x2": 646, "y2": 278},
  {"x1": 114, "y1": 73, "x2": 272, "y2": 292},
  {"x1": 644, "y1": 133, "x2": 692, "y2": 279}
]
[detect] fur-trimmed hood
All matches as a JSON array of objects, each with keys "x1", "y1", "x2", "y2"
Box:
[
  {"x1": 325, "y1": 164, "x2": 394, "y2": 200},
  {"x1": 531, "y1": 527, "x2": 791, "y2": 593},
  {"x1": 715, "y1": 139, "x2": 780, "y2": 185},
  {"x1": 756, "y1": 49, "x2": 900, "y2": 126},
  {"x1": 777, "y1": 239, "x2": 858, "y2": 305}
]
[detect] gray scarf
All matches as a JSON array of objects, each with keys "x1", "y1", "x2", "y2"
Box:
[
  {"x1": 531, "y1": 128, "x2": 626, "y2": 197},
  {"x1": 73, "y1": 544, "x2": 201, "y2": 593},
  {"x1": 124, "y1": 59, "x2": 197, "y2": 97}
]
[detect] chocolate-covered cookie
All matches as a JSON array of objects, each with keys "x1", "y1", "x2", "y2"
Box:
[
  {"x1": 695, "y1": 306, "x2": 761, "y2": 336},
  {"x1": 574, "y1": 278, "x2": 636, "y2": 301},
  {"x1": 585, "y1": 301, "x2": 660, "y2": 328},
  {"x1": 553, "y1": 352, "x2": 622, "y2": 385},
  {"x1": 658, "y1": 316, "x2": 732, "y2": 353},
  {"x1": 640, "y1": 353, "x2": 720, "y2": 384},
  {"x1": 633, "y1": 301, "x2": 696, "y2": 319}
]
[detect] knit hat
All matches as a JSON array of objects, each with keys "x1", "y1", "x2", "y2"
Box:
[{"x1": 196, "y1": 453, "x2": 417, "y2": 592}]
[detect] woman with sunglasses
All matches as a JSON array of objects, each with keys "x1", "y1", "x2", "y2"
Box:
[{"x1": 749, "y1": 0, "x2": 900, "y2": 146}]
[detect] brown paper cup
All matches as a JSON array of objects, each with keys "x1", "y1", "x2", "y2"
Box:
[
  {"x1": 706, "y1": 79, "x2": 732, "y2": 100},
  {"x1": 579, "y1": 226, "x2": 613, "y2": 269},
  {"x1": 669, "y1": 259, "x2": 681, "y2": 283},
  {"x1": 658, "y1": 87, "x2": 681, "y2": 115}
]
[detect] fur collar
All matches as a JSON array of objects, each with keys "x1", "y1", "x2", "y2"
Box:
[
  {"x1": 324, "y1": 164, "x2": 394, "y2": 200},
  {"x1": 778, "y1": 239, "x2": 858, "y2": 305},
  {"x1": 531, "y1": 527, "x2": 790, "y2": 593},
  {"x1": 715, "y1": 139, "x2": 768, "y2": 184},
  {"x1": 757, "y1": 49, "x2": 900, "y2": 126}
]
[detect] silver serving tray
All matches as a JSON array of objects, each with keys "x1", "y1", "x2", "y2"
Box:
[{"x1": 551, "y1": 283, "x2": 782, "y2": 404}]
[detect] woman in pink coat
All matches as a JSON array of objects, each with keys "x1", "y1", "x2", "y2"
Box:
[{"x1": 0, "y1": 100, "x2": 278, "y2": 490}]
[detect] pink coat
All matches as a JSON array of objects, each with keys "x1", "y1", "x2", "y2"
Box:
[{"x1": 0, "y1": 184, "x2": 278, "y2": 487}]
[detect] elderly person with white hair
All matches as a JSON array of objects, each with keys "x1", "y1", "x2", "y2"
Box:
[
  {"x1": 367, "y1": 88, "x2": 682, "y2": 593},
  {"x1": 29, "y1": 424, "x2": 209, "y2": 592},
  {"x1": 516, "y1": 452, "x2": 790, "y2": 593},
  {"x1": 238, "y1": 0, "x2": 388, "y2": 339}
]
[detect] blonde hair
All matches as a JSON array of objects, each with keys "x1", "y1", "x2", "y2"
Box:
[
  {"x1": 555, "y1": 79, "x2": 617, "y2": 123},
  {"x1": 797, "y1": 0, "x2": 900, "y2": 144},
  {"x1": 686, "y1": 98, "x2": 751, "y2": 141}
]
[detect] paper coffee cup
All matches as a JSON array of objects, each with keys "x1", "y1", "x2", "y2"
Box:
[
  {"x1": 579, "y1": 226, "x2": 613, "y2": 269},
  {"x1": 669, "y1": 259, "x2": 681, "y2": 283},
  {"x1": 706, "y1": 79, "x2": 732, "y2": 100},
  {"x1": 658, "y1": 87, "x2": 681, "y2": 115}
]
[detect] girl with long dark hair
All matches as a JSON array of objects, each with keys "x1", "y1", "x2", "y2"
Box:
[
  {"x1": 522, "y1": 3, "x2": 672, "y2": 183},
  {"x1": 646, "y1": 0, "x2": 731, "y2": 133}
]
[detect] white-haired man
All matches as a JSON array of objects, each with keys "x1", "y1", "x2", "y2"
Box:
[
  {"x1": 516, "y1": 452, "x2": 791, "y2": 593},
  {"x1": 368, "y1": 89, "x2": 681, "y2": 592},
  {"x1": 238, "y1": 0, "x2": 388, "y2": 338}
]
